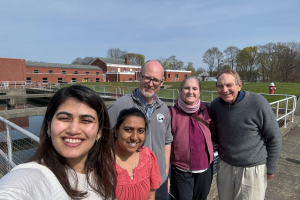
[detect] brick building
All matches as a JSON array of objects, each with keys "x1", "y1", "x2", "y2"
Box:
[
  {"x1": 0, "y1": 58, "x2": 26, "y2": 82},
  {"x1": 25, "y1": 61, "x2": 105, "y2": 84},
  {"x1": 0, "y1": 57, "x2": 192, "y2": 84},
  {"x1": 164, "y1": 69, "x2": 191, "y2": 82}
]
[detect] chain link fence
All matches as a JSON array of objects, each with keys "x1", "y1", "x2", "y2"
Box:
[{"x1": 0, "y1": 116, "x2": 39, "y2": 179}]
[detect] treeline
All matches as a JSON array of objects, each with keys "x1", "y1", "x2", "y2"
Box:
[
  {"x1": 71, "y1": 48, "x2": 145, "y2": 66},
  {"x1": 203, "y1": 41, "x2": 300, "y2": 82},
  {"x1": 71, "y1": 48, "x2": 205, "y2": 77}
]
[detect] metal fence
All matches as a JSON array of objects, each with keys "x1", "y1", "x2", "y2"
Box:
[
  {"x1": 0, "y1": 87, "x2": 297, "y2": 179},
  {"x1": 0, "y1": 116, "x2": 40, "y2": 178}
]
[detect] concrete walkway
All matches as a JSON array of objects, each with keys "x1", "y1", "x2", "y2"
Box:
[{"x1": 265, "y1": 99, "x2": 300, "y2": 200}]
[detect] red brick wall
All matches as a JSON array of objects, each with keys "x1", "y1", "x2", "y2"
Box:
[
  {"x1": 0, "y1": 58, "x2": 26, "y2": 81},
  {"x1": 91, "y1": 59, "x2": 107, "y2": 72},
  {"x1": 164, "y1": 71, "x2": 191, "y2": 82},
  {"x1": 106, "y1": 73, "x2": 136, "y2": 82},
  {"x1": 26, "y1": 66, "x2": 104, "y2": 83}
]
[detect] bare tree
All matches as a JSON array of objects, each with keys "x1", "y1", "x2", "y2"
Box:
[
  {"x1": 72, "y1": 57, "x2": 83, "y2": 65},
  {"x1": 223, "y1": 46, "x2": 240, "y2": 70},
  {"x1": 194, "y1": 67, "x2": 206, "y2": 77},
  {"x1": 203, "y1": 48, "x2": 216, "y2": 76},
  {"x1": 107, "y1": 48, "x2": 128, "y2": 59},
  {"x1": 71, "y1": 57, "x2": 95, "y2": 65},
  {"x1": 276, "y1": 42, "x2": 300, "y2": 82},
  {"x1": 213, "y1": 47, "x2": 224, "y2": 73}
]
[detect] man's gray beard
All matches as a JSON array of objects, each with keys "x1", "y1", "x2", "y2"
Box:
[{"x1": 141, "y1": 88, "x2": 155, "y2": 98}]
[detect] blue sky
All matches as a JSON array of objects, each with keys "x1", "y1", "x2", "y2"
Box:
[{"x1": 1, "y1": 0, "x2": 299, "y2": 70}]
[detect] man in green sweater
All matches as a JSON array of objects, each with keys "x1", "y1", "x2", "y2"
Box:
[{"x1": 210, "y1": 69, "x2": 282, "y2": 200}]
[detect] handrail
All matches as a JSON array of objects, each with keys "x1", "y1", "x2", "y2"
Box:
[{"x1": 0, "y1": 116, "x2": 40, "y2": 143}]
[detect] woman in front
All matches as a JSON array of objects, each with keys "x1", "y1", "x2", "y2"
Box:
[
  {"x1": 0, "y1": 85, "x2": 117, "y2": 199},
  {"x1": 169, "y1": 76, "x2": 216, "y2": 200},
  {"x1": 113, "y1": 108, "x2": 161, "y2": 200}
]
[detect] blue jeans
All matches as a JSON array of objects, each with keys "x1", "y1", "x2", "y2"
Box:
[{"x1": 170, "y1": 165, "x2": 213, "y2": 200}]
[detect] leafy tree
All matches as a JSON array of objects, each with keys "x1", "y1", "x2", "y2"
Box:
[
  {"x1": 184, "y1": 62, "x2": 196, "y2": 75},
  {"x1": 236, "y1": 46, "x2": 258, "y2": 81},
  {"x1": 166, "y1": 56, "x2": 184, "y2": 70},
  {"x1": 126, "y1": 53, "x2": 145, "y2": 66}
]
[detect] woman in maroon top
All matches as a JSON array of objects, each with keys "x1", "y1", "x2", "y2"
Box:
[
  {"x1": 113, "y1": 108, "x2": 161, "y2": 200},
  {"x1": 169, "y1": 76, "x2": 216, "y2": 200}
]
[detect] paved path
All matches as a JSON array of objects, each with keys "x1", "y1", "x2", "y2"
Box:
[{"x1": 265, "y1": 122, "x2": 300, "y2": 200}]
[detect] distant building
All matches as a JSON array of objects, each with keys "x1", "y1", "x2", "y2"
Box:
[
  {"x1": 205, "y1": 77, "x2": 217, "y2": 82},
  {"x1": 198, "y1": 72, "x2": 209, "y2": 81},
  {"x1": 26, "y1": 61, "x2": 105, "y2": 84},
  {"x1": 164, "y1": 70, "x2": 191, "y2": 82},
  {"x1": 0, "y1": 57, "x2": 192, "y2": 83}
]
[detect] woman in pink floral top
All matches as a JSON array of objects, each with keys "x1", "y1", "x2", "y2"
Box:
[{"x1": 113, "y1": 108, "x2": 161, "y2": 200}]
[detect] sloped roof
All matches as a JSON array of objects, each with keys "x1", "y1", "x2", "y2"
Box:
[
  {"x1": 94, "y1": 57, "x2": 140, "y2": 66},
  {"x1": 198, "y1": 72, "x2": 209, "y2": 77},
  {"x1": 26, "y1": 61, "x2": 102, "y2": 70}
]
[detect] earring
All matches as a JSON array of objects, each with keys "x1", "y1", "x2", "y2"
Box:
[{"x1": 47, "y1": 129, "x2": 51, "y2": 138}]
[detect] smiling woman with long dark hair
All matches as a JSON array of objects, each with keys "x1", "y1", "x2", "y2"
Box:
[
  {"x1": 113, "y1": 108, "x2": 161, "y2": 200},
  {"x1": 0, "y1": 85, "x2": 117, "y2": 199}
]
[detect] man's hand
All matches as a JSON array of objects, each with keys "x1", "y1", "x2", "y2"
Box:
[{"x1": 267, "y1": 174, "x2": 274, "y2": 181}]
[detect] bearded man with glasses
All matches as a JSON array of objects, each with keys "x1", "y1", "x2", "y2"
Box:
[{"x1": 108, "y1": 60, "x2": 173, "y2": 200}]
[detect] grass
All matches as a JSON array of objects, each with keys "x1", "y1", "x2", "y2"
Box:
[
  {"x1": 73, "y1": 81, "x2": 300, "y2": 98},
  {"x1": 58, "y1": 81, "x2": 300, "y2": 107}
]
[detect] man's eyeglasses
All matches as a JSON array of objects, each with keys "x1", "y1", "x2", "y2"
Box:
[{"x1": 141, "y1": 75, "x2": 163, "y2": 86}]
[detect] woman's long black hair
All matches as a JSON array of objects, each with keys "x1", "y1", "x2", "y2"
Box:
[{"x1": 30, "y1": 85, "x2": 117, "y2": 199}]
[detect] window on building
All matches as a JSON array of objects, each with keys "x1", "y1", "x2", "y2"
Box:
[
  {"x1": 168, "y1": 74, "x2": 170, "y2": 78},
  {"x1": 58, "y1": 78, "x2": 63, "y2": 83},
  {"x1": 74, "y1": 71, "x2": 78, "y2": 74},
  {"x1": 62, "y1": 71, "x2": 66, "y2": 74},
  {"x1": 129, "y1": 78, "x2": 133, "y2": 81},
  {"x1": 96, "y1": 72, "x2": 99, "y2": 75},
  {"x1": 124, "y1": 69, "x2": 126, "y2": 72},
  {"x1": 86, "y1": 72, "x2": 89, "y2": 75},
  {"x1": 96, "y1": 78, "x2": 100, "y2": 82},
  {"x1": 26, "y1": 77, "x2": 32, "y2": 83},
  {"x1": 34, "y1": 70, "x2": 39, "y2": 73},
  {"x1": 185, "y1": 74, "x2": 188, "y2": 78},
  {"x1": 111, "y1": 68, "x2": 114, "y2": 72},
  {"x1": 72, "y1": 78, "x2": 77, "y2": 82},
  {"x1": 42, "y1": 78, "x2": 48, "y2": 84},
  {"x1": 175, "y1": 74, "x2": 179, "y2": 78},
  {"x1": 49, "y1": 70, "x2": 53, "y2": 74}
]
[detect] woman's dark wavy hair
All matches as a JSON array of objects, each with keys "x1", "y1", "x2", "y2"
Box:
[
  {"x1": 113, "y1": 107, "x2": 148, "y2": 151},
  {"x1": 30, "y1": 85, "x2": 117, "y2": 199}
]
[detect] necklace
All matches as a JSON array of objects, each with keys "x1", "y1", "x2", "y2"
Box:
[{"x1": 116, "y1": 152, "x2": 136, "y2": 180}]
